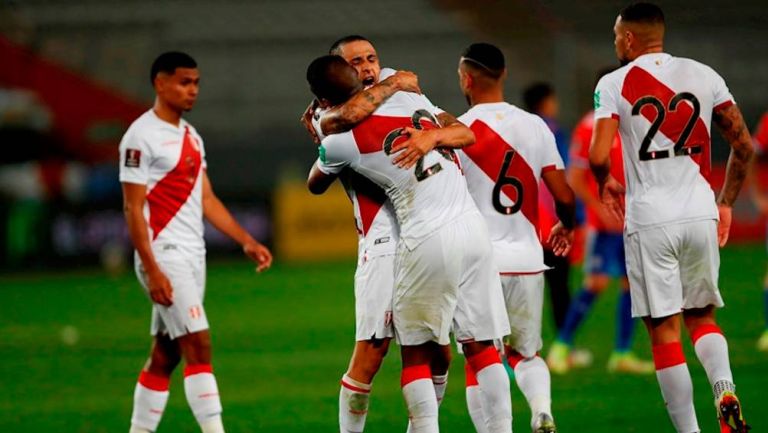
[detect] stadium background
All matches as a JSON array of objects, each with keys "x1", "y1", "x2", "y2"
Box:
[{"x1": 0, "y1": 0, "x2": 765, "y2": 431}]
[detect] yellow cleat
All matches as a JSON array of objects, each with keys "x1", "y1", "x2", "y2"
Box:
[
  {"x1": 607, "y1": 352, "x2": 654, "y2": 374},
  {"x1": 756, "y1": 330, "x2": 768, "y2": 352},
  {"x1": 717, "y1": 391, "x2": 750, "y2": 433},
  {"x1": 546, "y1": 342, "x2": 570, "y2": 375}
]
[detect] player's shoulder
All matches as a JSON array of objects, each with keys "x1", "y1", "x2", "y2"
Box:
[
  {"x1": 120, "y1": 110, "x2": 155, "y2": 146},
  {"x1": 597, "y1": 64, "x2": 632, "y2": 88},
  {"x1": 320, "y1": 130, "x2": 354, "y2": 148}
]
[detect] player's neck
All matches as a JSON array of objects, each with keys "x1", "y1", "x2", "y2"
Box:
[
  {"x1": 470, "y1": 90, "x2": 504, "y2": 107},
  {"x1": 635, "y1": 43, "x2": 664, "y2": 58},
  {"x1": 152, "y1": 98, "x2": 183, "y2": 127}
]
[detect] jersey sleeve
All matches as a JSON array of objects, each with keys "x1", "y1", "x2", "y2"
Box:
[
  {"x1": 118, "y1": 128, "x2": 151, "y2": 185},
  {"x1": 710, "y1": 67, "x2": 736, "y2": 111},
  {"x1": 539, "y1": 119, "x2": 566, "y2": 174},
  {"x1": 754, "y1": 113, "x2": 768, "y2": 154},
  {"x1": 593, "y1": 73, "x2": 620, "y2": 121},
  {"x1": 317, "y1": 132, "x2": 358, "y2": 175}
]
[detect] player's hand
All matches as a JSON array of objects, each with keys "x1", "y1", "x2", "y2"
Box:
[
  {"x1": 386, "y1": 70, "x2": 421, "y2": 94},
  {"x1": 391, "y1": 127, "x2": 436, "y2": 169},
  {"x1": 755, "y1": 194, "x2": 768, "y2": 216},
  {"x1": 147, "y1": 269, "x2": 173, "y2": 306},
  {"x1": 717, "y1": 204, "x2": 732, "y2": 247},
  {"x1": 243, "y1": 238, "x2": 273, "y2": 272},
  {"x1": 598, "y1": 175, "x2": 625, "y2": 223},
  {"x1": 596, "y1": 206, "x2": 624, "y2": 232},
  {"x1": 299, "y1": 99, "x2": 321, "y2": 145},
  {"x1": 547, "y1": 221, "x2": 574, "y2": 257}
]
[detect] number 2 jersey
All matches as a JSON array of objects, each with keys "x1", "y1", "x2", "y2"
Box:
[
  {"x1": 317, "y1": 91, "x2": 477, "y2": 251},
  {"x1": 594, "y1": 52, "x2": 735, "y2": 234},
  {"x1": 457, "y1": 102, "x2": 564, "y2": 273}
]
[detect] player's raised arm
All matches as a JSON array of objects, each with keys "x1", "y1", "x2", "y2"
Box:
[
  {"x1": 122, "y1": 182, "x2": 174, "y2": 306},
  {"x1": 712, "y1": 103, "x2": 755, "y2": 246},
  {"x1": 318, "y1": 70, "x2": 420, "y2": 136},
  {"x1": 201, "y1": 172, "x2": 272, "y2": 271},
  {"x1": 391, "y1": 112, "x2": 475, "y2": 169},
  {"x1": 307, "y1": 159, "x2": 339, "y2": 195}
]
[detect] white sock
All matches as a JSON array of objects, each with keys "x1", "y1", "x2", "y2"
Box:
[
  {"x1": 512, "y1": 356, "x2": 553, "y2": 427},
  {"x1": 692, "y1": 326, "x2": 734, "y2": 395},
  {"x1": 183, "y1": 365, "x2": 224, "y2": 433},
  {"x1": 130, "y1": 371, "x2": 170, "y2": 432},
  {"x1": 339, "y1": 374, "x2": 371, "y2": 433},
  {"x1": 402, "y1": 365, "x2": 439, "y2": 433},
  {"x1": 432, "y1": 373, "x2": 449, "y2": 406},
  {"x1": 653, "y1": 343, "x2": 699, "y2": 433},
  {"x1": 465, "y1": 362, "x2": 491, "y2": 433},
  {"x1": 468, "y1": 349, "x2": 512, "y2": 433}
]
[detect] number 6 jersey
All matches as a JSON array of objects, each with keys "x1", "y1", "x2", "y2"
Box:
[
  {"x1": 457, "y1": 103, "x2": 564, "y2": 273},
  {"x1": 594, "y1": 52, "x2": 735, "y2": 234},
  {"x1": 317, "y1": 91, "x2": 477, "y2": 251}
]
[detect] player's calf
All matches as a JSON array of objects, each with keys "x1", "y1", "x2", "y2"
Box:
[
  {"x1": 339, "y1": 339, "x2": 391, "y2": 433},
  {"x1": 401, "y1": 346, "x2": 440, "y2": 433},
  {"x1": 178, "y1": 331, "x2": 224, "y2": 433},
  {"x1": 464, "y1": 342, "x2": 512, "y2": 433},
  {"x1": 507, "y1": 350, "x2": 554, "y2": 432}
]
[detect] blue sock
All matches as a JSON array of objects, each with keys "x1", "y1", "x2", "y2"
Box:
[
  {"x1": 764, "y1": 287, "x2": 768, "y2": 329},
  {"x1": 615, "y1": 291, "x2": 634, "y2": 353},
  {"x1": 557, "y1": 289, "x2": 596, "y2": 345}
]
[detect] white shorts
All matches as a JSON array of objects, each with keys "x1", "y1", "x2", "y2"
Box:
[
  {"x1": 393, "y1": 212, "x2": 510, "y2": 346},
  {"x1": 501, "y1": 273, "x2": 544, "y2": 358},
  {"x1": 135, "y1": 251, "x2": 208, "y2": 339},
  {"x1": 354, "y1": 253, "x2": 395, "y2": 341},
  {"x1": 625, "y1": 219, "x2": 724, "y2": 319}
]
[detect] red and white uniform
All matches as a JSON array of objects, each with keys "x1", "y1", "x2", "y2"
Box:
[
  {"x1": 594, "y1": 52, "x2": 732, "y2": 317},
  {"x1": 458, "y1": 102, "x2": 564, "y2": 356},
  {"x1": 119, "y1": 109, "x2": 209, "y2": 338},
  {"x1": 319, "y1": 91, "x2": 509, "y2": 346},
  {"x1": 569, "y1": 110, "x2": 625, "y2": 233}
]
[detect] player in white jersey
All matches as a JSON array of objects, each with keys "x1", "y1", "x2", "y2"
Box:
[
  {"x1": 452, "y1": 43, "x2": 574, "y2": 433},
  {"x1": 588, "y1": 4, "x2": 754, "y2": 433},
  {"x1": 302, "y1": 35, "x2": 442, "y2": 433},
  {"x1": 120, "y1": 52, "x2": 272, "y2": 433},
  {"x1": 307, "y1": 55, "x2": 512, "y2": 433}
]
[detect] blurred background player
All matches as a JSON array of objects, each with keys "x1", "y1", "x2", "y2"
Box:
[
  {"x1": 307, "y1": 55, "x2": 513, "y2": 433},
  {"x1": 547, "y1": 67, "x2": 654, "y2": 375},
  {"x1": 120, "y1": 52, "x2": 272, "y2": 433},
  {"x1": 456, "y1": 42, "x2": 575, "y2": 433},
  {"x1": 751, "y1": 110, "x2": 768, "y2": 351},
  {"x1": 590, "y1": 3, "x2": 753, "y2": 432}
]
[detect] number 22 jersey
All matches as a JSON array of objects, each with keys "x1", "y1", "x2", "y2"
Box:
[{"x1": 594, "y1": 52, "x2": 735, "y2": 234}]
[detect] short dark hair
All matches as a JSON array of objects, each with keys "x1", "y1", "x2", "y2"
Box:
[
  {"x1": 329, "y1": 35, "x2": 371, "y2": 55},
  {"x1": 461, "y1": 43, "x2": 505, "y2": 79},
  {"x1": 619, "y1": 2, "x2": 665, "y2": 26},
  {"x1": 306, "y1": 55, "x2": 358, "y2": 106},
  {"x1": 150, "y1": 51, "x2": 197, "y2": 85},
  {"x1": 522, "y1": 82, "x2": 555, "y2": 113}
]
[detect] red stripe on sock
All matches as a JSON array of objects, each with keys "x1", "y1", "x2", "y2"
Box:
[
  {"x1": 690, "y1": 324, "x2": 723, "y2": 345},
  {"x1": 401, "y1": 364, "x2": 431, "y2": 387},
  {"x1": 464, "y1": 362, "x2": 478, "y2": 387},
  {"x1": 467, "y1": 346, "x2": 501, "y2": 374},
  {"x1": 184, "y1": 364, "x2": 213, "y2": 377},
  {"x1": 652, "y1": 342, "x2": 686, "y2": 370},
  {"x1": 341, "y1": 379, "x2": 371, "y2": 394},
  {"x1": 138, "y1": 371, "x2": 170, "y2": 391},
  {"x1": 506, "y1": 351, "x2": 525, "y2": 369}
]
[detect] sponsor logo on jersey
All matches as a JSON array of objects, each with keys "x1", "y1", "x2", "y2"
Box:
[
  {"x1": 593, "y1": 90, "x2": 601, "y2": 109},
  {"x1": 374, "y1": 236, "x2": 390, "y2": 245},
  {"x1": 125, "y1": 148, "x2": 141, "y2": 167}
]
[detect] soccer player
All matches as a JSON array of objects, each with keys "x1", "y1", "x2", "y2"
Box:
[
  {"x1": 120, "y1": 52, "x2": 272, "y2": 433},
  {"x1": 589, "y1": 3, "x2": 753, "y2": 432},
  {"x1": 751, "y1": 111, "x2": 768, "y2": 351},
  {"x1": 302, "y1": 35, "x2": 453, "y2": 433},
  {"x1": 307, "y1": 55, "x2": 512, "y2": 433},
  {"x1": 455, "y1": 43, "x2": 575, "y2": 433},
  {"x1": 547, "y1": 67, "x2": 654, "y2": 375}
]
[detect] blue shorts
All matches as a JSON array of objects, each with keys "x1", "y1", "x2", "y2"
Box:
[{"x1": 584, "y1": 231, "x2": 627, "y2": 278}]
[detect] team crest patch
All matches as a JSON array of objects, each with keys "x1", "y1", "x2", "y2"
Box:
[{"x1": 125, "y1": 148, "x2": 141, "y2": 167}]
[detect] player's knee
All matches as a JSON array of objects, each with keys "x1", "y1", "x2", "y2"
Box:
[
  {"x1": 431, "y1": 345, "x2": 452, "y2": 374},
  {"x1": 179, "y1": 331, "x2": 212, "y2": 365}
]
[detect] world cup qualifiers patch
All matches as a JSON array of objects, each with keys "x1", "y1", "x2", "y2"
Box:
[{"x1": 125, "y1": 148, "x2": 141, "y2": 167}]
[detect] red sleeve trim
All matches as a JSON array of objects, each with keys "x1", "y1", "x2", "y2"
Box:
[
  {"x1": 541, "y1": 164, "x2": 558, "y2": 174},
  {"x1": 611, "y1": 113, "x2": 620, "y2": 120},
  {"x1": 713, "y1": 100, "x2": 734, "y2": 112}
]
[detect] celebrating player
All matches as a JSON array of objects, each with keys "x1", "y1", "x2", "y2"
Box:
[
  {"x1": 453, "y1": 43, "x2": 575, "y2": 433},
  {"x1": 589, "y1": 3, "x2": 753, "y2": 432},
  {"x1": 120, "y1": 52, "x2": 272, "y2": 433},
  {"x1": 548, "y1": 67, "x2": 654, "y2": 375},
  {"x1": 307, "y1": 55, "x2": 512, "y2": 433}
]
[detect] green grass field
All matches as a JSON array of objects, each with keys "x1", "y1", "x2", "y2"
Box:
[{"x1": 1, "y1": 243, "x2": 765, "y2": 433}]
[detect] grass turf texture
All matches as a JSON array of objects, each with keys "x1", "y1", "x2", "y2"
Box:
[{"x1": 0, "y1": 244, "x2": 765, "y2": 432}]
